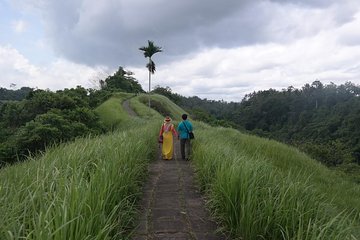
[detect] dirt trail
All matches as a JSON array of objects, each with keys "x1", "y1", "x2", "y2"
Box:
[
  {"x1": 122, "y1": 99, "x2": 137, "y2": 117},
  {"x1": 122, "y1": 100, "x2": 226, "y2": 239}
]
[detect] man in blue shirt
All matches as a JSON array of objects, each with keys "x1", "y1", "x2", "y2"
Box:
[{"x1": 177, "y1": 113, "x2": 193, "y2": 160}]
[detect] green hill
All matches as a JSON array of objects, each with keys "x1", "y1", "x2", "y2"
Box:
[{"x1": 1, "y1": 92, "x2": 359, "y2": 239}]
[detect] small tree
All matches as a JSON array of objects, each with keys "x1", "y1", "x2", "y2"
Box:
[{"x1": 139, "y1": 40, "x2": 162, "y2": 107}]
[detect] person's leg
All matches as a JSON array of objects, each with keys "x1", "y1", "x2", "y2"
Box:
[
  {"x1": 180, "y1": 139, "x2": 186, "y2": 160},
  {"x1": 185, "y1": 139, "x2": 191, "y2": 160}
]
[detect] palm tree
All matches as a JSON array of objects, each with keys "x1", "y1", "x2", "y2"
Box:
[{"x1": 139, "y1": 40, "x2": 162, "y2": 107}]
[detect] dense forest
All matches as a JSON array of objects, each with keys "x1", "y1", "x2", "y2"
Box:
[
  {"x1": 2, "y1": 70, "x2": 359, "y2": 182},
  {"x1": 0, "y1": 87, "x2": 33, "y2": 101},
  {"x1": 153, "y1": 81, "x2": 360, "y2": 181},
  {"x1": 0, "y1": 67, "x2": 142, "y2": 166}
]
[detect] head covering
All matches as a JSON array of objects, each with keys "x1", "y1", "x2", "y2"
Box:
[{"x1": 164, "y1": 116, "x2": 172, "y2": 122}]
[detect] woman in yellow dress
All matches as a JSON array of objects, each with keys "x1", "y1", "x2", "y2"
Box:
[{"x1": 159, "y1": 116, "x2": 178, "y2": 160}]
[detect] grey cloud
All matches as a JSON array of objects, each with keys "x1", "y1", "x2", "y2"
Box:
[
  {"x1": 29, "y1": 0, "x2": 359, "y2": 68},
  {"x1": 26, "y1": 0, "x2": 263, "y2": 67},
  {"x1": 269, "y1": 0, "x2": 335, "y2": 8}
]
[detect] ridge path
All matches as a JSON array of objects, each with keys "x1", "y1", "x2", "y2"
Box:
[
  {"x1": 122, "y1": 99, "x2": 227, "y2": 239},
  {"x1": 133, "y1": 141, "x2": 227, "y2": 240}
]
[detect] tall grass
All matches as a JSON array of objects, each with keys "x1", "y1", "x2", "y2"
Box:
[
  {"x1": 0, "y1": 120, "x2": 159, "y2": 240},
  {"x1": 148, "y1": 94, "x2": 186, "y2": 121},
  {"x1": 133, "y1": 94, "x2": 187, "y2": 121},
  {"x1": 4, "y1": 91, "x2": 358, "y2": 239},
  {"x1": 192, "y1": 123, "x2": 359, "y2": 239},
  {"x1": 130, "y1": 95, "x2": 162, "y2": 120},
  {"x1": 95, "y1": 93, "x2": 133, "y2": 130}
]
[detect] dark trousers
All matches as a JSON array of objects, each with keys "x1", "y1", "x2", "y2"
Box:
[{"x1": 180, "y1": 138, "x2": 191, "y2": 160}]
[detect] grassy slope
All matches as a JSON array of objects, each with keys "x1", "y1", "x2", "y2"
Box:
[
  {"x1": 193, "y1": 123, "x2": 360, "y2": 239},
  {"x1": 95, "y1": 92, "x2": 133, "y2": 129},
  {"x1": 0, "y1": 93, "x2": 160, "y2": 239},
  {"x1": 133, "y1": 94, "x2": 360, "y2": 238},
  {"x1": 135, "y1": 95, "x2": 360, "y2": 239},
  {"x1": 134, "y1": 94, "x2": 188, "y2": 121},
  {"x1": 1, "y1": 92, "x2": 359, "y2": 239}
]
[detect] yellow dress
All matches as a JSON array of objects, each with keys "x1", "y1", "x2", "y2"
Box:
[
  {"x1": 162, "y1": 131, "x2": 174, "y2": 160},
  {"x1": 159, "y1": 122, "x2": 177, "y2": 160}
]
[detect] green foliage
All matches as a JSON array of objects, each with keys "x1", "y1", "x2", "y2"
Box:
[
  {"x1": 297, "y1": 140, "x2": 353, "y2": 166},
  {"x1": 139, "y1": 40, "x2": 162, "y2": 74},
  {"x1": 0, "y1": 120, "x2": 159, "y2": 239},
  {"x1": 14, "y1": 109, "x2": 103, "y2": 157},
  {"x1": 0, "y1": 86, "x2": 106, "y2": 165},
  {"x1": 152, "y1": 85, "x2": 182, "y2": 104},
  {"x1": 232, "y1": 81, "x2": 360, "y2": 169},
  {"x1": 88, "y1": 88, "x2": 112, "y2": 108},
  {"x1": 130, "y1": 95, "x2": 163, "y2": 119},
  {"x1": 192, "y1": 123, "x2": 360, "y2": 239},
  {"x1": 2, "y1": 87, "x2": 360, "y2": 239},
  {"x1": 0, "y1": 87, "x2": 33, "y2": 101},
  {"x1": 138, "y1": 94, "x2": 186, "y2": 121},
  {"x1": 150, "y1": 86, "x2": 237, "y2": 127},
  {"x1": 102, "y1": 67, "x2": 144, "y2": 93},
  {"x1": 190, "y1": 108, "x2": 236, "y2": 128},
  {"x1": 95, "y1": 93, "x2": 133, "y2": 130},
  {"x1": 162, "y1": 81, "x2": 360, "y2": 176},
  {"x1": 139, "y1": 40, "x2": 162, "y2": 59},
  {"x1": 0, "y1": 100, "x2": 24, "y2": 128}
]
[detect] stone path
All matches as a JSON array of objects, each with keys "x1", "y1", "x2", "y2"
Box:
[
  {"x1": 122, "y1": 99, "x2": 226, "y2": 239},
  {"x1": 133, "y1": 139, "x2": 226, "y2": 240}
]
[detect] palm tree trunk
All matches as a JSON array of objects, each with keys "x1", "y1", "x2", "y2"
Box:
[{"x1": 148, "y1": 58, "x2": 151, "y2": 108}]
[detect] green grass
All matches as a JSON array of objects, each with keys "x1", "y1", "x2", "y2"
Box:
[
  {"x1": 95, "y1": 92, "x2": 133, "y2": 130},
  {"x1": 136, "y1": 94, "x2": 188, "y2": 121},
  {"x1": 130, "y1": 95, "x2": 163, "y2": 120},
  {"x1": 0, "y1": 92, "x2": 160, "y2": 239},
  {"x1": 2, "y1": 91, "x2": 360, "y2": 240},
  {"x1": 192, "y1": 122, "x2": 360, "y2": 239},
  {"x1": 0, "y1": 120, "x2": 159, "y2": 240}
]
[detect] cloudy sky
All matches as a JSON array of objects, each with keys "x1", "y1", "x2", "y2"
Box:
[{"x1": 1, "y1": 0, "x2": 360, "y2": 102}]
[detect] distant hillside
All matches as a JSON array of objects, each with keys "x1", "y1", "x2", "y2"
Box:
[
  {"x1": 152, "y1": 81, "x2": 360, "y2": 182},
  {"x1": 0, "y1": 87, "x2": 33, "y2": 101},
  {"x1": 0, "y1": 87, "x2": 108, "y2": 165},
  {"x1": 1, "y1": 91, "x2": 359, "y2": 239},
  {"x1": 0, "y1": 65, "x2": 147, "y2": 166}
]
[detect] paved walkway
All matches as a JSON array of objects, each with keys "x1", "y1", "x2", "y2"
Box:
[
  {"x1": 122, "y1": 99, "x2": 226, "y2": 239},
  {"x1": 133, "y1": 139, "x2": 226, "y2": 240}
]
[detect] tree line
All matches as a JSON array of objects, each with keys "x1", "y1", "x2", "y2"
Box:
[
  {"x1": 0, "y1": 67, "x2": 143, "y2": 166},
  {"x1": 153, "y1": 81, "x2": 360, "y2": 182},
  {"x1": 2, "y1": 72, "x2": 359, "y2": 182}
]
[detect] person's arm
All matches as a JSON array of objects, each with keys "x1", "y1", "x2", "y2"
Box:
[
  {"x1": 171, "y1": 124, "x2": 178, "y2": 137},
  {"x1": 159, "y1": 124, "x2": 164, "y2": 136},
  {"x1": 177, "y1": 122, "x2": 182, "y2": 139}
]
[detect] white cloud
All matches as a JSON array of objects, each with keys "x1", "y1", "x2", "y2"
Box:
[
  {"x1": 132, "y1": 21, "x2": 360, "y2": 102},
  {"x1": 336, "y1": 11, "x2": 360, "y2": 46},
  {"x1": 23, "y1": 0, "x2": 358, "y2": 68},
  {"x1": 11, "y1": 20, "x2": 28, "y2": 33},
  {"x1": 3, "y1": 0, "x2": 360, "y2": 102},
  {"x1": 0, "y1": 45, "x2": 109, "y2": 90},
  {"x1": 0, "y1": 45, "x2": 40, "y2": 82}
]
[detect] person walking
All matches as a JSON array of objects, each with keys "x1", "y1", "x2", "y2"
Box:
[
  {"x1": 177, "y1": 114, "x2": 193, "y2": 160},
  {"x1": 159, "y1": 116, "x2": 178, "y2": 160}
]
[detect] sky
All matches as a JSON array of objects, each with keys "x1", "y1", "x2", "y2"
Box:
[{"x1": 1, "y1": 0, "x2": 360, "y2": 102}]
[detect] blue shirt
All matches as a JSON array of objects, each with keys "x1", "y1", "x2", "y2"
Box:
[{"x1": 177, "y1": 120, "x2": 193, "y2": 139}]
